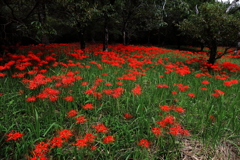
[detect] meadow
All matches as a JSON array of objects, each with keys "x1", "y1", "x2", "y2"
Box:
[{"x1": 0, "y1": 43, "x2": 239, "y2": 160}]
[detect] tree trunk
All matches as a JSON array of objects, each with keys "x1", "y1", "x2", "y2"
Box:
[
  {"x1": 103, "y1": 16, "x2": 109, "y2": 52},
  {"x1": 122, "y1": 22, "x2": 127, "y2": 46},
  {"x1": 77, "y1": 22, "x2": 85, "y2": 50},
  {"x1": 207, "y1": 41, "x2": 217, "y2": 65},
  {"x1": 38, "y1": 0, "x2": 49, "y2": 45}
]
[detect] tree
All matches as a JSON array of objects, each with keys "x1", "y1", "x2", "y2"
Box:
[
  {"x1": 56, "y1": 0, "x2": 99, "y2": 50},
  {"x1": 178, "y1": 2, "x2": 240, "y2": 66}
]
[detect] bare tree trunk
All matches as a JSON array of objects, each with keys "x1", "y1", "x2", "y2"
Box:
[
  {"x1": 207, "y1": 41, "x2": 217, "y2": 65},
  {"x1": 38, "y1": 0, "x2": 49, "y2": 45},
  {"x1": 77, "y1": 22, "x2": 85, "y2": 50},
  {"x1": 122, "y1": 22, "x2": 127, "y2": 46},
  {"x1": 103, "y1": 16, "x2": 109, "y2": 52}
]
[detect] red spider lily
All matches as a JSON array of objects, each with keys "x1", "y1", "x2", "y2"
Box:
[
  {"x1": 160, "y1": 105, "x2": 171, "y2": 112},
  {"x1": 212, "y1": 89, "x2": 225, "y2": 97},
  {"x1": 169, "y1": 125, "x2": 190, "y2": 136},
  {"x1": 64, "y1": 96, "x2": 74, "y2": 102},
  {"x1": 173, "y1": 106, "x2": 185, "y2": 113},
  {"x1": 111, "y1": 87, "x2": 125, "y2": 98},
  {"x1": 83, "y1": 133, "x2": 96, "y2": 143},
  {"x1": 29, "y1": 142, "x2": 49, "y2": 160},
  {"x1": 81, "y1": 82, "x2": 89, "y2": 86},
  {"x1": 25, "y1": 96, "x2": 36, "y2": 102},
  {"x1": 73, "y1": 138, "x2": 88, "y2": 149},
  {"x1": 92, "y1": 123, "x2": 109, "y2": 133},
  {"x1": 116, "y1": 82, "x2": 123, "y2": 85},
  {"x1": 201, "y1": 80, "x2": 210, "y2": 85},
  {"x1": 209, "y1": 115, "x2": 215, "y2": 122},
  {"x1": 50, "y1": 136, "x2": 64, "y2": 148},
  {"x1": 157, "y1": 115, "x2": 175, "y2": 127},
  {"x1": 76, "y1": 116, "x2": 87, "y2": 124},
  {"x1": 67, "y1": 110, "x2": 78, "y2": 117},
  {"x1": 138, "y1": 139, "x2": 150, "y2": 148},
  {"x1": 156, "y1": 84, "x2": 169, "y2": 88},
  {"x1": 175, "y1": 84, "x2": 190, "y2": 92},
  {"x1": 124, "y1": 113, "x2": 133, "y2": 119},
  {"x1": 132, "y1": 84, "x2": 142, "y2": 96},
  {"x1": 223, "y1": 80, "x2": 238, "y2": 87},
  {"x1": 59, "y1": 129, "x2": 73, "y2": 141},
  {"x1": 188, "y1": 93, "x2": 195, "y2": 98},
  {"x1": 171, "y1": 91, "x2": 177, "y2": 95},
  {"x1": 93, "y1": 92, "x2": 102, "y2": 100},
  {"x1": 82, "y1": 103, "x2": 95, "y2": 110},
  {"x1": 0, "y1": 73, "x2": 6, "y2": 77},
  {"x1": 90, "y1": 145, "x2": 97, "y2": 150},
  {"x1": 102, "y1": 73, "x2": 108, "y2": 76},
  {"x1": 102, "y1": 136, "x2": 115, "y2": 144},
  {"x1": 6, "y1": 130, "x2": 23, "y2": 141},
  {"x1": 105, "y1": 82, "x2": 112, "y2": 86},
  {"x1": 151, "y1": 127, "x2": 162, "y2": 137}
]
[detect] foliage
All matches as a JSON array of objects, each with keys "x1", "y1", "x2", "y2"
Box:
[{"x1": 178, "y1": 2, "x2": 240, "y2": 64}]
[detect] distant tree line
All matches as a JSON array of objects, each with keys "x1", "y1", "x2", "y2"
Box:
[{"x1": 1, "y1": 0, "x2": 240, "y2": 65}]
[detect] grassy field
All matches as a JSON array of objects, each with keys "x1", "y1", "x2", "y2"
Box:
[{"x1": 0, "y1": 43, "x2": 239, "y2": 160}]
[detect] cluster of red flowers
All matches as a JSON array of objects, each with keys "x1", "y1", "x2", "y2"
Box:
[
  {"x1": 6, "y1": 130, "x2": 24, "y2": 141},
  {"x1": 131, "y1": 84, "x2": 142, "y2": 96},
  {"x1": 223, "y1": 80, "x2": 238, "y2": 87},
  {"x1": 212, "y1": 89, "x2": 225, "y2": 97},
  {"x1": 156, "y1": 114, "x2": 190, "y2": 136},
  {"x1": 159, "y1": 105, "x2": 185, "y2": 113}
]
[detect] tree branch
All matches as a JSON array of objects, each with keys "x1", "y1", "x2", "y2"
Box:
[{"x1": 23, "y1": 0, "x2": 42, "y2": 22}]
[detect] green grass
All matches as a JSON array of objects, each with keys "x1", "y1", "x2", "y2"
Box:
[{"x1": 0, "y1": 43, "x2": 239, "y2": 159}]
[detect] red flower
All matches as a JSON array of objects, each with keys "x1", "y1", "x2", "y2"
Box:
[
  {"x1": 201, "y1": 80, "x2": 210, "y2": 85},
  {"x1": 209, "y1": 115, "x2": 215, "y2": 122},
  {"x1": 0, "y1": 73, "x2": 6, "y2": 77},
  {"x1": 59, "y1": 129, "x2": 73, "y2": 141},
  {"x1": 132, "y1": 84, "x2": 142, "y2": 96},
  {"x1": 171, "y1": 91, "x2": 177, "y2": 95},
  {"x1": 25, "y1": 96, "x2": 36, "y2": 102},
  {"x1": 174, "y1": 106, "x2": 185, "y2": 113},
  {"x1": 82, "y1": 103, "x2": 95, "y2": 110},
  {"x1": 116, "y1": 82, "x2": 123, "y2": 85},
  {"x1": 90, "y1": 145, "x2": 97, "y2": 150},
  {"x1": 50, "y1": 136, "x2": 64, "y2": 148},
  {"x1": 138, "y1": 139, "x2": 150, "y2": 148},
  {"x1": 64, "y1": 96, "x2": 74, "y2": 102},
  {"x1": 223, "y1": 80, "x2": 238, "y2": 87},
  {"x1": 30, "y1": 142, "x2": 49, "y2": 159},
  {"x1": 188, "y1": 93, "x2": 195, "y2": 98},
  {"x1": 67, "y1": 110, "x2": 78, "y2": 117},
  {"x1": 124, "y1": 113, "x2": 133, "y2": 119},
  {"x1": 201, "y1": 87, "x2": 207, "y2": 91},
  {"x1": 76, "y1": 116, "x2": 87, "y2": 124},
  {"x1": 160, "y1": 105, "x2": 171, "y2": 112},
  {"x1": 151, "y1": 127, "x2": 162, "y2": 137},
  {"x1": 102, "y1": 136, "x2": 115, "y2": 144},
  {"x1": 83, "y1": 133, "x2": 96, "y2": 143},
  {"x1": 102, "y1": 73, "x2": 108, "y2": 76},
  {"x1": 169, "y1": 125, "x2": 190, "y2": 136},
  {"x1": 6, "y1": 130, "x2": 23, "y2": 141},
  {"x1": 81, "y1": 82, "x2": 89, "y2": 86},
  {"x1": 105, "y1": 82, "x2": 112, "y2": 86},
  {"x1": 74, "y1": 138, "x2": 88, "y2": 149},
  {"x1": 212, "y1": 89, "x2": 225, "y2": 97},
  {"x1": 92, "y1": 123, "x2": 109, "y2": 133},
  {"x1": 157, "y1": 115, "x2": 175, "y2": 127},
  {"x1": 156, "y1": 84, "x2": 169, "y2": 88}
]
